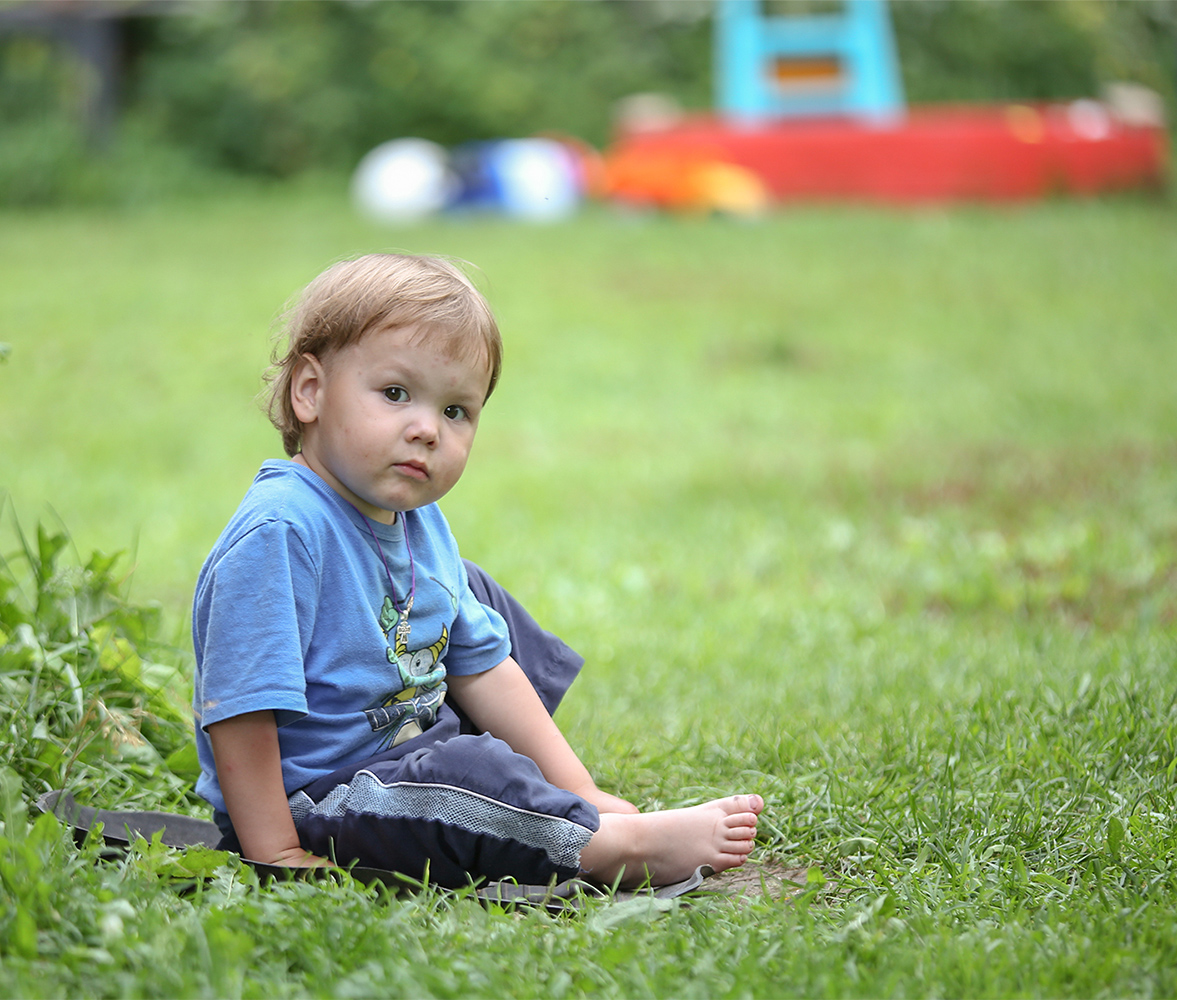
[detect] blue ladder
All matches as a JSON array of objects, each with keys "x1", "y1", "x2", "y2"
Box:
[{"x1": 715, "y1": 0, "x2": 905, "y2": 122}]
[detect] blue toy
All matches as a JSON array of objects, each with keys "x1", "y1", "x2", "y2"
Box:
[{"x1": 714, "y1": 0, "x2": 905, "y2": 122}]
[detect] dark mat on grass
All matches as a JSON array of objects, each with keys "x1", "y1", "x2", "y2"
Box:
[{"x1": 36, "y1": 790, "x2": 711, "y2": 913}]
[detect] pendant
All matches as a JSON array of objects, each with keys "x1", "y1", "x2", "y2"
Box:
[{"x1": 395, "y1": 613, "x2": 411, "y2": 641}]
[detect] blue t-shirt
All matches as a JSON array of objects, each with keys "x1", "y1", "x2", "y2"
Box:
[{"x1": 192, "y1": 460, "x2": 511, "y2": 813}]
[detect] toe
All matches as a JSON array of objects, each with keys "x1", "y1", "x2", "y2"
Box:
[{"x1": 731, "y1": 794, "x2": 764, "y2": 814}]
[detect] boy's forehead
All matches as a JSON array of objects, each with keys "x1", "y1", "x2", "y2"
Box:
[{"x1": 368, "y1": 321, "x2": 493, "y2": 379}]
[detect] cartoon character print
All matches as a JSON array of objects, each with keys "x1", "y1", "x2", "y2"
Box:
[{"x1": 365, "y1": 595, "x2": 448, "y2": 748}]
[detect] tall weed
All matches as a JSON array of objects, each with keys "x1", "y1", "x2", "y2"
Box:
[{"x1": 0, "y1": 500, "x2": 197, "y2": 813}]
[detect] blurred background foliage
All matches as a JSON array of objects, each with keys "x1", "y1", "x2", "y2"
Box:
[{"x1": 0, "y1": 0, "x2": 1174, "y2": 206}]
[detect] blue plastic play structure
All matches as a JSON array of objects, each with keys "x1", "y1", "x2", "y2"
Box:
[{"x1": 714, "y1": 0, "x2": 905, "y2": 122}]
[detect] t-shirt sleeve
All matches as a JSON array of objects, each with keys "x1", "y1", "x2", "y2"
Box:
[
  {"x1": 193, "y1": 519, "x2": 317, "y2": 731},
  {"x1": 440, "y1": 556, "x2": 512, "y2": 676}
]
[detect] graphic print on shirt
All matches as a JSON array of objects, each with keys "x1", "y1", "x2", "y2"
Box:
[{"x1": 365, "y1": 595, "x2": 448, "y2": 748}]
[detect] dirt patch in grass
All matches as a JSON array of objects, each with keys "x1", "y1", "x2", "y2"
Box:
[
  {"x1": 823, "y1": 441, "x2": 1177, "y2": 629},
  {"x1": 706, "y1": 861, "x2": 815, "y2": 901},
  {"x1": 867, "y1": 441, "x2": 1177, "y2": 522}
]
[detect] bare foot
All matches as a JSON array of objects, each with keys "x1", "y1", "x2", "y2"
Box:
[{"x1": 579, "y1": 794, "x2": 763, "y2": 888}]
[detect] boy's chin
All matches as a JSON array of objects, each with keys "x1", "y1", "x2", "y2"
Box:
[{"x1": 367, "y1": 493, "x2": 443, "y2": 519}]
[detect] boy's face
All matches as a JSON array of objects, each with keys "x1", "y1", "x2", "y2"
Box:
[{"x1": 291, "y1": 324, "x2": 490, "y2": 523}]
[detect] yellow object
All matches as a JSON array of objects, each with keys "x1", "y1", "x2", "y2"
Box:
[
  {"x1": 1006, "y1": 104, "x2": 1044, "y2": 144},
  {"x1": 685, "y1": 161, "x2": 770, "y2": 217}
]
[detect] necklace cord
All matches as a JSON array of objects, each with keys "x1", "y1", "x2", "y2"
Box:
[{"x1": 350, "y1": 504, "x2": 416, "y2": 615}]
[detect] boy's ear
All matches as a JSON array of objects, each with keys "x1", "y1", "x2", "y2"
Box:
[{"x1": 290, "y1": 353, "x2": 325, "y2": 425}]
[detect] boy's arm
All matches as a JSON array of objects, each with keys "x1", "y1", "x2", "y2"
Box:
[
  {"x1": 207, "y1": 711, "x2": 329, "y2": 866},
  {"x1": 447, "y1": 657, "x2": 638, "y2": 814}
]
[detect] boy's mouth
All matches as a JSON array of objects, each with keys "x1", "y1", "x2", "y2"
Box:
[{"x1": 393, "y1": 460, "x2": 429, "y2": 481}]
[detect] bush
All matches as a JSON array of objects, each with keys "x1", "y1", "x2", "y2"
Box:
[
  {"x1": 893, "y1": 0, "x2": 1177, "y2": 108},
  {"x1": 0, "y1": 505, "x2": 197, "y2": 812},
  {"x1": 894, "y1": 0, "x2": 1100, "y2": 102},
  {"x1": 128, "y1": 0, "x2": 712, "y2": 175}
]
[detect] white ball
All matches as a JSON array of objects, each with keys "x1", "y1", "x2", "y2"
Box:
[
  {"x1": 352, "y1": 139, "x2": 456, "y2": 223},
  {"x1": 490, "y1": 139, "x2": 581, "y2": 222}
]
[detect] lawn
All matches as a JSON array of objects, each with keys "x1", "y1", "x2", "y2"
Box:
[{"x1": 1, "y1": 184, "x2": 1176, "y2": 997}]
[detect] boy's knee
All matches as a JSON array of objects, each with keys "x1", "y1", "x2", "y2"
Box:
[{"x1": 396, "y1": 732, "x2": 523, "y2": 790}]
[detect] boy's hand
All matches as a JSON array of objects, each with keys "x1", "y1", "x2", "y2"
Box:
[{"x1": 269, "y1": 846, "x2": 332, "y2": 868}]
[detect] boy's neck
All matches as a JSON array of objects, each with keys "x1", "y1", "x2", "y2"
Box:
[{"x1": 290, "y1": 453, "x2": 398, "y2": 525}]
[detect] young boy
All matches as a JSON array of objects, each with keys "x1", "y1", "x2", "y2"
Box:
[{"x1": 193, "y1": 253, "x2": 762, "y2": 888}]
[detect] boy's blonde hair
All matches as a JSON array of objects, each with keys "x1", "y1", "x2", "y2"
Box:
[{"x1": 263, "y1": 253, "x2": 502, "y2": 457}]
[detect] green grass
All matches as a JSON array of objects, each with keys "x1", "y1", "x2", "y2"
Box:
[{"x1": 2, "y1": 185, "x2": 1176, "y2": 997}]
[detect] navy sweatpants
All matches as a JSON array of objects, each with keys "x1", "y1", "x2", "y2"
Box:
[{"x1": 215, "y1": 561, "x2": 601, "y2": 887}]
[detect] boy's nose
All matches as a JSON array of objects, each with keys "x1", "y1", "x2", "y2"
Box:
[{"x1": 405, "y1": 411, "x2": 439, "y2": 445}]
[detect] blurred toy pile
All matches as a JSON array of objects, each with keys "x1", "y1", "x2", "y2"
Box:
[
  {"x1": 350, "y1": 118, "x2": 771, "y2": 224},
  {"x1": 352, "y1": 1, "x2": 1168, "y2": 225}
]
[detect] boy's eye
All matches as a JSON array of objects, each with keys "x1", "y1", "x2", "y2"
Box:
[
  {"x1": 383, "y1": 386, "x2": 408, "y2": 402},
  {"x1": 444, "y1": 405, "x2": 468, "y2": 421}
]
